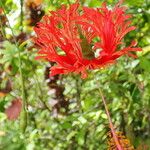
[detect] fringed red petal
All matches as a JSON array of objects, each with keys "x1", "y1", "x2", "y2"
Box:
[{"x1": 34, "y1": 1, "x2": 141, "y2": 78}]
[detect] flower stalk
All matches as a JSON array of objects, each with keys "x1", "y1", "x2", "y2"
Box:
[{"x1": 98, "y1": 88, "x2": 123, "y2": 150}]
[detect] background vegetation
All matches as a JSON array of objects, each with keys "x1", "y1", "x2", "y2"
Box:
[{"x1": 0, "y1": 0, "x2": 150, "y2": 149}]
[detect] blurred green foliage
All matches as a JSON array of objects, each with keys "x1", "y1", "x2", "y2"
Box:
[{"x1": 0, "y1": 0, "x2": 150, "y2": 149}]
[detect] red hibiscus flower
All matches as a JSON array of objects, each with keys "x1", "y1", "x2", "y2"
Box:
[{"x1": 34, "y1": 1, "x2": 141, "y2": 78}]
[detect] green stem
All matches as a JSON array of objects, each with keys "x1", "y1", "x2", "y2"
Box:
[
  {"x1": 34, "y1": 73, "x2": 51, "y2": 113},
  {"x1": 20, "y1": 0, "x2": 24, "y2": 32},
  {"x1": 98, "y1": 89, "x2": 123, "y2": 150},
  {"x1": 0, "y1": 1, "x2": 27, "y2": 132}
]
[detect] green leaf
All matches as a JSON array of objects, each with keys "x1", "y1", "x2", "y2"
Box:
[
  {"x1": 76, "y1": 129, "x2": 85, "y2": 146},
  {"x1": 140, "y1": 57, "x2": 150, "y2": 72}
]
